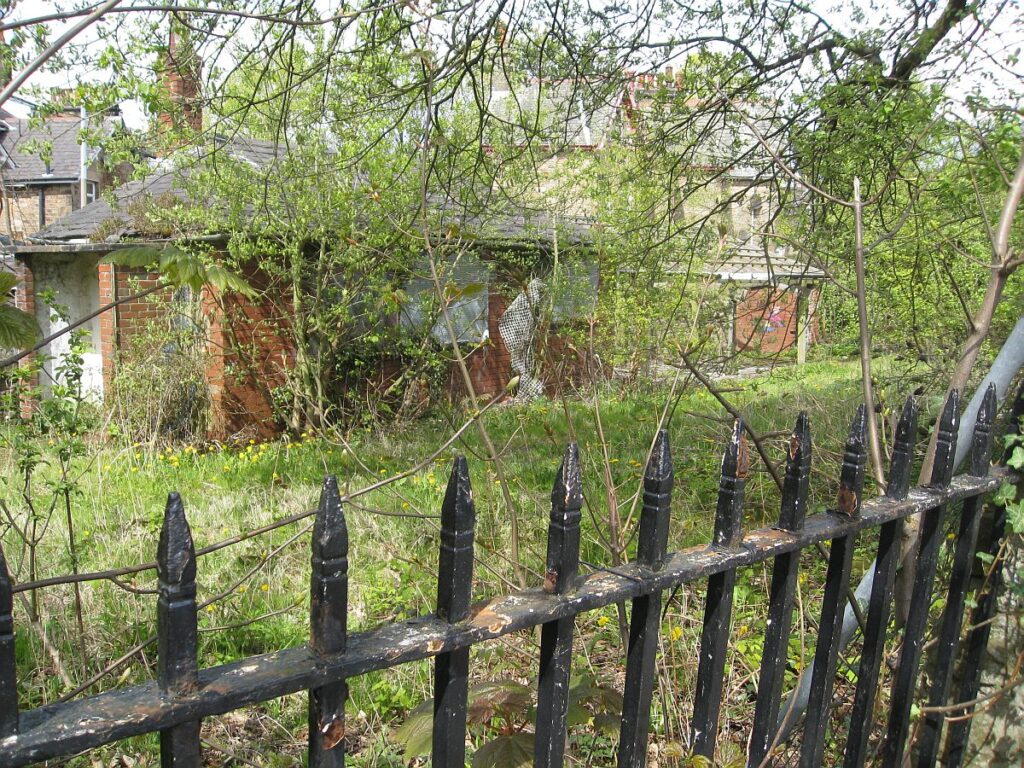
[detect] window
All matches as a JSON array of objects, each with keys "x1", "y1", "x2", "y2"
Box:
[
  {"x1": 400, "y1": 254, "x2": 491, "y2": 344},
  {"x1": 85, "y1": 181, "x2": 98, "y2": 205}
]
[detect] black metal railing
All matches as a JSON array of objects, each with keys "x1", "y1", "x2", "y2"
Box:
[{"x1": 0, "y1": 384, "x2": 1019, "y2": 767}]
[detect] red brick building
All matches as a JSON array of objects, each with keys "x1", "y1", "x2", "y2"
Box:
[{"x1": 704, "y1": 242, "x2": 824, "y2": 363}]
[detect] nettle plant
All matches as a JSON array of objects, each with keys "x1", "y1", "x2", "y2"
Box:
[{"x1": 393, "y1": 672, "x2": 622, "y2": 767}]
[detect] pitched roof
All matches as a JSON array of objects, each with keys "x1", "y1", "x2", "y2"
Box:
[
  {"x1": 485, "y1": 78, "x2": 625, "y2": 149},
  {"x1": 703, "y1": 237, "x2": 824, "y2": 283},
  {"x1": 431, "y1": 190, "x2": 595, "y2": 247},
  {"x1": 1, "y1": 115, "x2": 85, "y2": 182},
  {"x1": 0, "y1": 113, "x2": 123, "y2": 185},
  {"x1": 30, "y1": 134, "x2": 283, "y2": 242}
]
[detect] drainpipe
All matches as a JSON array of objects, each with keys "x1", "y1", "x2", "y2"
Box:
[{"x1": 79, "y1": 106, "x2": 87, "y2": 208}]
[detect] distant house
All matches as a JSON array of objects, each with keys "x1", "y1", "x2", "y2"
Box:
[
  {"x1": 703, "y1": 240, "x2": 824, "y2": 362},
  {"x1": 482, "y1": 67, "x2": 817, "y2": 358},
  {"x1": 12, "y1": 141, "x2": 598, "y2": 436},
  {"x1": 4, "y1": 55, "x2": 820, "y2": 438},
  {"x1": 10, "y1": 134, "x2": 291, "y2": 431},
  {"x1": 0, "y1": 106, "x2": 125, "y2": 241}
]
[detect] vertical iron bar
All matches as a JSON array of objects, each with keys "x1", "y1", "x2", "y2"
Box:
[
  {"x1": 944, "y1": 382, "x2": 1024, "y2": 767},
  {"x1": 881, "y1": 390, "x2": 961, "y2": 767},
  {"x1": 157, "y1": 492, "x2": 201, "y2": 768},
  {"x1": 692, "y1": 419, "x2": 748, "y2": 761},
  {"x1": 534, "y1": 443, "x2": 583, "y2": 768},
  {"x1": 309, "y1": 476, "x2": 349, "y2": 767},
  {"x1": 433, "y1": 457, "x2": 476, "y2": 768},
  {"x1": 748, "y1": 413, "x2": 811, "y2": 767},
  {"x1": 0, "y1": 542, "x2": 18, "y2": 738},
  {"x1": 844, "y1": 396, "x2": 919, "y2": 768},
  {"x1": 914, "y1": 386, "x2": 996, "y2": 767},
  {"x1": 618, "y1": 430, "x2": 673, "y2": 768},
  {"x1": 800, "y1": 405, "x2": 868, "y2": 768}
]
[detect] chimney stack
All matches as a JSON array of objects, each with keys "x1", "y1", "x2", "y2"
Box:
[{"x1": 158, "y1": 26, "x2": 202, "y2": 137}]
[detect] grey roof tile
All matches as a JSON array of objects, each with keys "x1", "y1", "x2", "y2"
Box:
[
  {"x1": 30, "y1": 134, "x2": 283, "y2": 241},
  {"x1": 1, "y1": 115, "x2": 85, "y2": 182}
]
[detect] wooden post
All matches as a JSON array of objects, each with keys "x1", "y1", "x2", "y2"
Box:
[
  {"x1": 748, "y1": 412, "x2": 811, "y2": 766},
  {"x1": 692, "y1": 419, "x2": 747, "y2": 760},
  {"x1": 534, "y1": 443, "x2": 583, "y2": 768},
  {"x1": 157, "y1": 492, "x2": 202, "y2": 768},
  {"x1": 618, "y1": 430, "x2": 673, "y2": 768},
  {"x1": 800, "y1": 405, "x2": 867, "y2": 768},
  {"x1": 433, "y1": 457, "x2": 476, "y2": 768},
  {"x1": 796, "y1": 284, "x2": 811, "y2": 365},
  {"x1": 309, "y1": 476, "x2": 349, "y2": 767}
]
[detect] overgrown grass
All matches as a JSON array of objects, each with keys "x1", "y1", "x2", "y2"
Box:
[{"x1": 1, "y1": 359, "x2": 942, "y2": 765}]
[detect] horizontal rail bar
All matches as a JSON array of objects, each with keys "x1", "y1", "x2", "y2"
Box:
[{"x1": 0, "y1": 470, "x2": 1008, "y2": 767}]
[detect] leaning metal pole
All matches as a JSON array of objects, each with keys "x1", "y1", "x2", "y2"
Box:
[{"x1": 776, "y1": 314, "x2": 1024, "y2": 743}]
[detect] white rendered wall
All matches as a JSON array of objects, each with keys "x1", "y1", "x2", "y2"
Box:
[{"x1": 31, "y1": 255, "x2": 104, "y2": 400}]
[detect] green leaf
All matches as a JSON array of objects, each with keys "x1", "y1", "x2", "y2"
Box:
[
  {"x1": 1007, "y1": 445, "x2": 1024, "y2": 470},
  {"x1": 566, "y1": 700, "x2": 591, "y2": 727},
  {"x1": 992, "y1": 481, "x2": 1018, "y2": 508},
  {"x1": 593, "y1": 712, "x2": 620, "y2": 737},
  {"x1": 468, "y1": 680, "x2": 533, "y2": 723},
  {"x1": 391, "y1": 698, "x2": 434, "y2": 761},
  {"x1": 472, "y1": 733, "x2": 534, "y2": 768},
  {"x1": 683, "y1": 755, "x2": 712, "y2": 767},
  {"x1": 0, "y1": 304, "x2": 40, "y2": 349},
  {"x1": 1007, "y1": 500, "x2": 1024, "y2": 535},
  {"x1": 204, "y1": 265, "x2": 255, "y2": 296},
  {"x1": 0, "y1": 271, "x2": 18, "y2": 295}
]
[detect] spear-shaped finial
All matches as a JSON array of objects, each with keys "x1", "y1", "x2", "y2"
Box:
[
  {"x1": 930, "y1": 389, "x2": 961, "y2": 488},
  {"x1": 778, "y1": 412, "x2": 812, "y2": 531},
  {"x1": 545, "y1": 443, "x2": 582, "y2": 595},
  {"x1": 712, "y1": 419, "x2": 747, "y2": 549},
  {"x1": 836, "y1": 405, "x2": 868, "y2": 517},
  {"x1": 886, "y1": 395, "x2": 919, "y2": 501},
  {"x1": 157, "y1": 492, "x2": 198, "y2": 696},
  {"x1": 311, "y1": 475, "x2": 348, "y2": 657},
  {"x1": 969, "y1": 384, "x2": 997, "y2": 477},
  {"x1": 437, "y1": 456, "x2": 476, "y2": 623},
  {"x1": 637, "y1": 430, "x2": 673, "y2": 568}
]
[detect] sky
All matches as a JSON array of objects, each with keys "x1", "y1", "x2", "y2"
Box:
[{"x1": 3, "y1": 0, "x2": 1022, "y2": 129}]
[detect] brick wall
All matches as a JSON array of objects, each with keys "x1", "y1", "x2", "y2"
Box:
[
  {"x1": 450, "y1": 293, "x2": 595, "y2": 400},
  {"x1": 734, "y1": 286, "x2": 819, "y2": 355},
  {"x1": 455, "y1": 293, "x2": 513, "y2": 397},
  {"x1": 202, "y1": 265, "x2": 291, "y2": 440},
  {"x1": 0, "y1": 185, "x2": 77, "y2": 241},
  {"x1": 10, "y1": 258, "x2": 36, "y2": 416}
]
